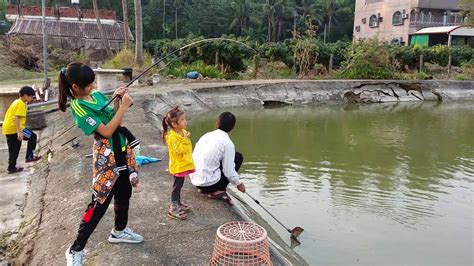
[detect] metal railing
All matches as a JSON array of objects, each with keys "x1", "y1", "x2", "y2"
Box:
[
  {"x1": 27, "y1": 88, "x2": 115, "y2": 112},
  {"x1": 409, "y1": 20, "x2": 463, "y2": 27}
]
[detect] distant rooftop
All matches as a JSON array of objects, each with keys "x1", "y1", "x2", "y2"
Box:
[
  {"x1": 5, "y1": 5, "x2": 117, "y2": 24},
  {"x1": 7, "y1": 18, "x2": 133, "y2": 41},
  {"x1": 413, "y1": 26, "x2": 474, "y2": 37}
]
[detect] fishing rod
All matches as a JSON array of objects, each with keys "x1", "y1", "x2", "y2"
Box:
[
  {"x1": 100, "y1": 38, "x2": 258, "y2": 111},
  {"x1": 245, "y1": 192, "x2": 304, "y2": 240}
]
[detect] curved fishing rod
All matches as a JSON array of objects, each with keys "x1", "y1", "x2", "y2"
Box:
[{"x1": 100, "y1": 38, "x2": 259, "y2": 111}]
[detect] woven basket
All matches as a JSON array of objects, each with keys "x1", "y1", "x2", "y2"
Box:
[{"x1": 210, "y1": 221, "x2": 272, "y2": 266}]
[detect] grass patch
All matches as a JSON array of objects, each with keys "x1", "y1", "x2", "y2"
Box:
[{"x1": 0, "y1": 65, "x2": 57, "y2": 87}]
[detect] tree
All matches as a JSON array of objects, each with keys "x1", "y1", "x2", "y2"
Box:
[
  {"x1": 174, "y1": 0, "x2": 183, "y2": 39},
  {"x1": 263, "y1": 0, "x2": 277, "y2": 42},
  {"x1": 229, "y1": 0, "x2": 251, "y2": 35},
  {"x1": 460, "y1": 0, "x2": 474, "y2": 26},
  {"x1": 296, "y1": 0, "x2": 324, "y2": 29},
  {"x1": 134, "y1": 0, "x2": 143, "y2": 66},
  {"x1": 163, "y1": 0, "x2": 166, "y2": 38},
  {"x1": 122, "y1": 0, "x2": 130, "y2": 49},
  {"x1": 326, "y1": 0, "x2": 336, "y2": 41},
  {"x1": 93, "y1": 0, "x2": 113, "y2": 57}
]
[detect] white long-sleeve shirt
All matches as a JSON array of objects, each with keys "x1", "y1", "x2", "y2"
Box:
[{"x1": 189, "y1": 129, "x2": 241, "y2": 187}]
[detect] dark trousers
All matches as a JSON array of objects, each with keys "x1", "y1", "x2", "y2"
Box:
[
  {"x1": 197, "y1": 152, "x2": 243, "y2": 194},
  {"x1": 70, "y1": 170, "x2": 132, "y2": 252},
  {"x1": 6, "y1": 130, "x2": 37, "y2": 170},
  {"x1": 171, "y1": 176, "x2": 185, "y2": 205}
]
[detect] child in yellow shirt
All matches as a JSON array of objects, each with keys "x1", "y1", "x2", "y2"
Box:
[
  {"x1": 2, "y1": 86, "x2": 42, "y2": 174},
  {"x1": 162, "y1": 106, "x2": 195, "y2": 220}
]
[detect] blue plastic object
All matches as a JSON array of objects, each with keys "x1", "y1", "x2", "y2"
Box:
[
  {"x1": 135, "y1": 155, "x2": 161, "y2": 167},
  {"x1": 186, "y1": 71, "x2": 200, "y2": 79}
]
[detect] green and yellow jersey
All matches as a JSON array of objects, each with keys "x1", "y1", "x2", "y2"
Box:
[{"x1": 70, "y1": 91, "x2": 126, "y2": 151}]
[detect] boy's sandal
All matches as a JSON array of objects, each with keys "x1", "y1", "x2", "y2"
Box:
[{"x1": 168, "y1": 208, "x2": 187, "y2": 220}]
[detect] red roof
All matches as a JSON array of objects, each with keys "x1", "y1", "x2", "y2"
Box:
[
  {"x1": 7, "y1": 19, "x2": 133, "y2": 41},
  {"x1": 6, "y1": 5, "x2": 116, "y2": 20}
]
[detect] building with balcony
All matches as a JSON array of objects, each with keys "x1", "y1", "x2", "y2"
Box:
[{"x1": 353, "y1": 0, "x2": 466, "y2": 45}]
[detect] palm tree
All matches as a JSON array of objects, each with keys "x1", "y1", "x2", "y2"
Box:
[
  {"x1": 122, "y1": 0, "x2": 130, "y2": 49},
  {"x1": 323, "y1": 0, "x2": 353, "y2": 41},
  {"x1": 134, "y1": 0, "x2": 143, "y2": 66},
  {"x1": 275, "y1": 0, "x2": 293, "y2": 41},
  {"x1": 163, "y1": 0, "x2": 166, "y2": 38},
  {"x1": 303, "y1": 0, "x2": 324, "y2": 28},
  {"x1": 326, "y1": 0, "x2": 336, "y2": 41},
  {"x1": 174, "y1": 0, "x2": 183, "y2": 39},
  {"x1": 93, "y1": 0, "x2": 113, "y2": 58},
  {"x1": 229, "y1": 0, "x2": 251, "y2": 35},
  {"x1": 263, "y1": 0, "x2": 277, "y2": 42}
]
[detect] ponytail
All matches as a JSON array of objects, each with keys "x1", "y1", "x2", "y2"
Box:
[
  {"x1": 58, "y1": 68, "x2": 73, "y2": 112},
  {"x1": 57, "y1": 62, "x2": 96, "y2": 112},
  {"x1": 161, "y1": 106, "x2": 184, "y2": 144},
  {"x1": 162, "y1": 115, "x2": 170, "y2": 144}
]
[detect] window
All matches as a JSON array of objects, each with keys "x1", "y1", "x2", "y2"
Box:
[
  {"x1": 393, "y1": 11, "x2": 403, "y2": 25},
  {"x1": 410, "y1": 10, "x2": 416, "y2": 22},
  {"x1": 369, "y1": 15, "x2": 379, "y2": 28}
]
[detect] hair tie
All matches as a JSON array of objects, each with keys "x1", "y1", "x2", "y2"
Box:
[{"x1": 61, "y1": 67, "x2": 66, "y2": 75}]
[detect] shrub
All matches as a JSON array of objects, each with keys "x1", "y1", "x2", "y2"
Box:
[
  {"x1": 145, "y1": 36, "x2": 256, "y2": 73},
  {"x1": 451, "y1": 45, "x2": 474, "y2": 66},
  {"x1": 102, "y1": 49, "x2": 153, "y2": 73},
  {"x1": 259, "y1": 41, "x2": 293, "y2": 63},
  {"x1": 339, "y1": 38, "x2": 394, "y2": 79},
  {"x1": 166, "y1": 60, "x2": 225, "y2": 79},
  {"x1": 318, "y1": 41, "x2": 350, "y2": 69},
  {"x1": 389, "y1": 45, "x2": 417, "y2": 70},
  {"x1": 48, "y1": 47, "x2": 86, "y2": 70}
]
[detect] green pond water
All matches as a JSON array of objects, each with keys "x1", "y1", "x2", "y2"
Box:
[{"x1": 188, "y1": 101, "x2": 473, "y2": 265}]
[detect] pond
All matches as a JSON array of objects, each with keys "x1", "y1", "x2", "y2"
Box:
[{"x1": 188, "y1": 101, "x2": 473, "y2": 265}]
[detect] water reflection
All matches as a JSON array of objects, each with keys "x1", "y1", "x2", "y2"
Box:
[{"x1": 189, "y1": 102, "x2": 474, "y2": 265}]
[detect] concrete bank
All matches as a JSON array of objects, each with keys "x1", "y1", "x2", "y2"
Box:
[{"x1": 136, "y1": 79, "x2": 474, "y2": 125}]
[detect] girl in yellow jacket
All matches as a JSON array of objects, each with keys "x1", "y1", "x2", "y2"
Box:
[{"x1": 162, "y1": 106, "x2": 195, "y2": 220}]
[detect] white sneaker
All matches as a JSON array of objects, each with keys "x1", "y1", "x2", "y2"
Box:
[
  {"x1": 108, "y1": 227, "x2": 144, "y2": 244},
  {"x1": 65, "y1": 248, "x2": 84, "y2": 266}
]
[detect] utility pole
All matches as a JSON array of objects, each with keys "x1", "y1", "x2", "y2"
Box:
[{"x1": 42, "y1": 0, "x2": 48, "y2": 89}]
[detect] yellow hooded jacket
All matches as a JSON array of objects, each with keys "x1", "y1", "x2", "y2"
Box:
[{"x1": 165, "y1": 129, "x2": 195, "y2": 175}]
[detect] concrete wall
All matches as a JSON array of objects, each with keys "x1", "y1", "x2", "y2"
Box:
[
  {"x1": 142, "y1": 80, "x2": 474, "y2": 126},
  {"x1": 354, "y1": 0, "x2": 414, "y2": 43},
  {"x1": 0, "y1": 93, "x2": 19, "y2": 120},
  {"x1": 353, "y1": 0, "x2": 463, "y2": 42}
]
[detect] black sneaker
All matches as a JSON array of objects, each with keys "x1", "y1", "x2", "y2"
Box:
[{"x1": 7, "y1": 167, "x2": 24, "y2": 174}]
